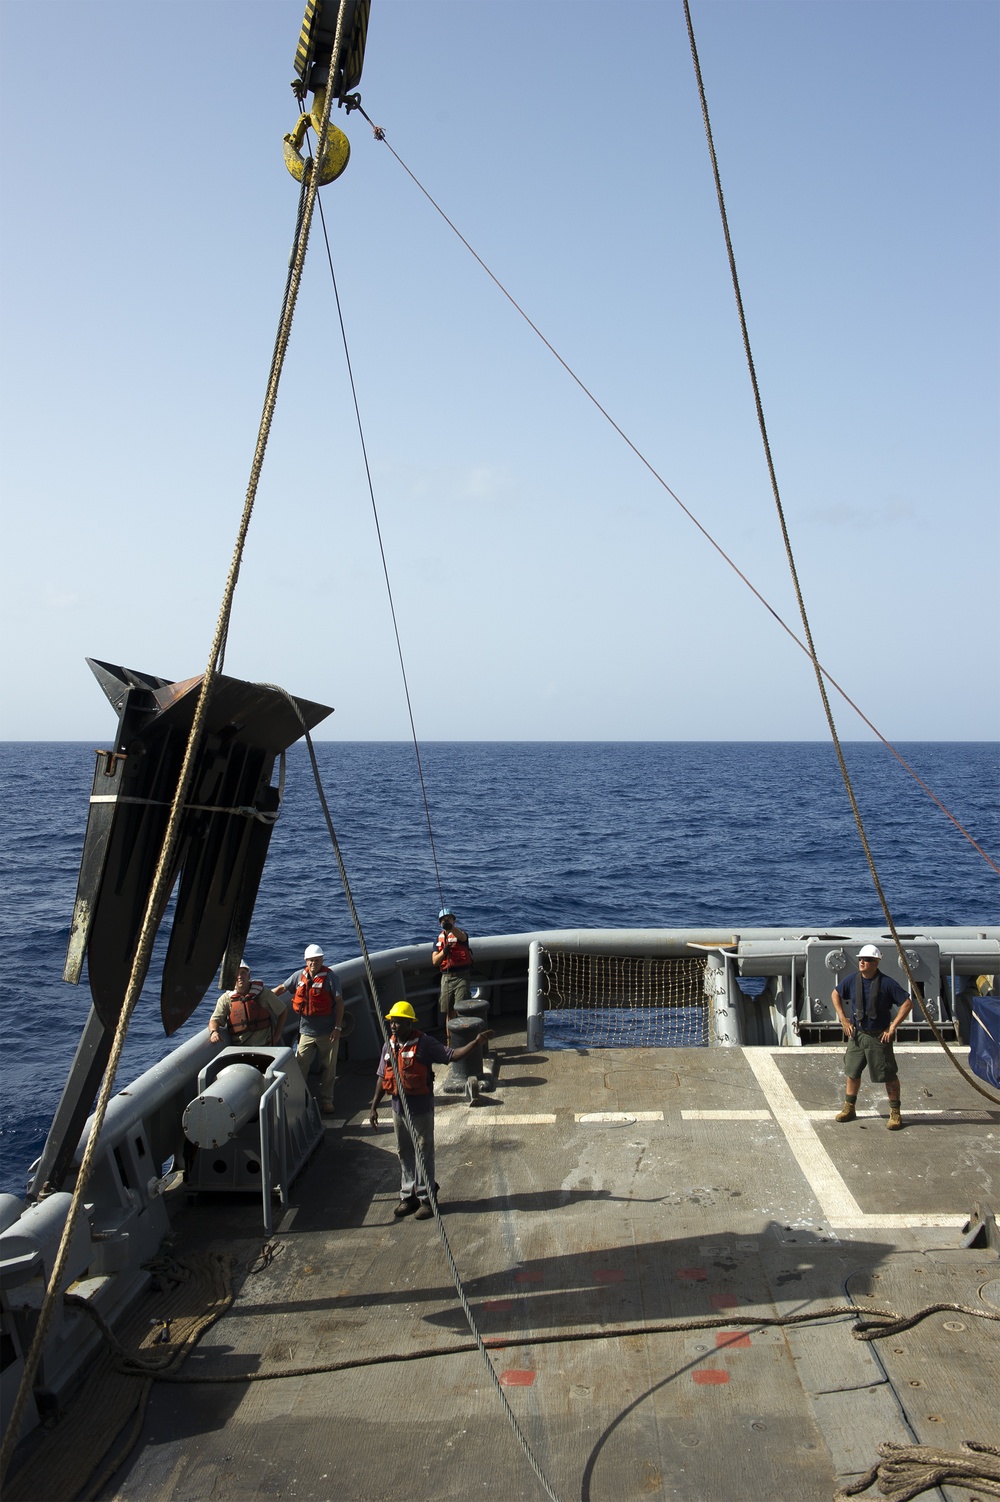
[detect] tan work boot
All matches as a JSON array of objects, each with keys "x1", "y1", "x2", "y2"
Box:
[
  {"x1": 834, "y1": 1098, "x2": 857, "y2": 1122},
  {"x1": 887, "y1": 1104, "x2": 902, "y2": 1130}
]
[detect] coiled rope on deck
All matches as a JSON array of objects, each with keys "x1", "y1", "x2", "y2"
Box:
[{"x1": 0, "y1": 7, "x2": 349, "y2": 1478}]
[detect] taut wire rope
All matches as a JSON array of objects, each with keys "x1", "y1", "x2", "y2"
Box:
[
  {"x1": 262, "y1": 686, "x2": 564, "y2": 1502},
  {"x1": 310, "y1": 180, "x2": 446, "y2": 911},
  {"x1": 680, "y1": 0, "x2": 998, "y2": 1104},
  {"x1": 349, "y1": 102, "x2": 999, "y2": 885},
  {"x1": 0, "y1": 4, "x2": 350, "y2": 1476}
]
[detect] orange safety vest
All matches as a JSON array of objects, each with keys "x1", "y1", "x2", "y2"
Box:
[
  {"x1": 228, "y1": 979, "x2": 272, "y2": 1037},
  {"x1": 436, "y1": 931, "x2": 473, "y2": 971},
  {"x1": 380, "y1": 1033, "x2": 432, "y2": 1097},
  {"x1": 293, "y1": 967, "x2": 336, "y2": 1017}
]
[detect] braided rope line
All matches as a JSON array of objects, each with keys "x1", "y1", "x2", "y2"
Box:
[
  {"x1": 0, "y1": 13, "x2": 349, "y2": 1478},
  {"x1": 76, "y1": 1301, "x2": 1000, "y2": 1386},
  {"x1": 680, "y1": 0, "x2": 998, "y2": 1108}
]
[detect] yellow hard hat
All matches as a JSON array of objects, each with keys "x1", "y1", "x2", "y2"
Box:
[{"x1": 386, "y1": 1001, "x2": 417, "y2": 1021}]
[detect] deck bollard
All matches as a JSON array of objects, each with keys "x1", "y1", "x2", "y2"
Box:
[{"x1": 442, "y1": 1007, "x2": 489, "y2": 1095}]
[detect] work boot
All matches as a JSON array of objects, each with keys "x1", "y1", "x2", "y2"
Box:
[
  {"x1": 393, "y1": 1195, "x2": 418, "y2": 1218},
  {"x1": 834, "y1": 1098, "x2": 857, "y2": 1122},
  {"x1": 414, "y1": 1203, "x2": 434, "y2": 1220},
  {"x1": 887, "y1": 1104, "x2": 902, "y2": 1130}
]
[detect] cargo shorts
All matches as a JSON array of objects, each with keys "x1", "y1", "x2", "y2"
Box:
[{"x1": 844, "y1": 1029, "x2": 898, "y2": 1083}]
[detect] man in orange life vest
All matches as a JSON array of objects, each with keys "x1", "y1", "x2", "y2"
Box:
[
  {"x1": 272, "y1": 944, "x2": 345, "y2": 1117},
  {"x1": 208, "y1": 962, "x2": 286, "y2": 1047},
  {"x1": 432, "y1": 907, "x2": 473, "y2": 1041},
  {"x1": 369, "y1": 1001, "x2": 492, "y2": 1219}
]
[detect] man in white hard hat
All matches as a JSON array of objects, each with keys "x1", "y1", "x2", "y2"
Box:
[
  {"x1": 830, "y1": 944, "x2": 912, "y2": 1129},
  {"x1": 272, "y1": 945, "x2": 345, "y2": 1117},
  {"x1": 208, "y1": 962, "x2": 286, "y2": 1047}
]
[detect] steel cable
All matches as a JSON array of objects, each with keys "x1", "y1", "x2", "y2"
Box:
[
  {"x1": 259, "y1": 687, "x2": 564, "y2": 1502},
  {"x1": 681, "y1": 0, "x2": 998, "y2": 1105},
  {"x1": 310, "y1": 184, "x2": 447, "y2": 911},
  {"x1": 349, "y1": 105, "x2": 998, "y2": 885}
]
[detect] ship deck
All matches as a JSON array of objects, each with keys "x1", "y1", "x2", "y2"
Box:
[{"x1": 44, "y1": 1034, "x2": 1000, "y2": 1500}]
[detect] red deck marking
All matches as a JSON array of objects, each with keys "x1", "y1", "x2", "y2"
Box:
[
  {"x1": 693, "y1": 1369, "x2": 730, "y2": 1385},
  {"x1": 514, "y1": 1270, "x2": 543, "y2": 1284},
  {"x1": 483, "y1": 1299, "x2": 514, "y2": 1312},
  {"x1": 710, "y1": 1293, "x2": 739, "y2": 1309},
  {"x1": 594, "y1": 1268, "x2": 625, "y2": 1283},
  {"x1": 715, "y1": 1331, "x2": 751, "y2": 1348},
  {"x1": 676, "y1": 1267, "x2": 708, "y2": 1281},
  {"x1": 500, "y1": 1369, "x2": 536, "y2": 1387}
]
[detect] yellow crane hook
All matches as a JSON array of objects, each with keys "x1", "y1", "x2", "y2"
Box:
[{"x1": 283, "y1": 85, "x2": 351, "y2": 185}]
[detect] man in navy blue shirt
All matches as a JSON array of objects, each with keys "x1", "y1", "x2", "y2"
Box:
[
  {"x1": 830, "y1": 944, "x2": 912, "y2": 1129},
  {"x1": 369, "y1": 1002, "x2": 491, "y2": 1219}
]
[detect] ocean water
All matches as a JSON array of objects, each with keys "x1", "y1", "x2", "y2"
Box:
[{"x1": 1, "y1": 740, "x2": 997, "y2": 1192}]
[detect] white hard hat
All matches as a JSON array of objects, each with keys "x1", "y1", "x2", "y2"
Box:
[
  {"x1": 857, "y1": 944, "x2": 882, "y2": 960},
  {"x1": 304, "y1": 944, "x2": 324, "y2": 960},
  {"x1": 238, "y1": 959, "x2": 251, "y2": 971}
]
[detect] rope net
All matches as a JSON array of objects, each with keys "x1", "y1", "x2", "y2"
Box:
[{"x1": 541, "y1": 950, "x2": 709, "y2": 1049}]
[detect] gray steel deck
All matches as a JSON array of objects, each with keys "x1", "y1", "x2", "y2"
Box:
[{"x1": 95, "y1": 1034, "x2": 998, "y2": 1501}]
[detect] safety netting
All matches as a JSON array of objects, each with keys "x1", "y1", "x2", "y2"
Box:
[{"x1": 540, "y1": 949, "x2": 709, "y2": 1049}]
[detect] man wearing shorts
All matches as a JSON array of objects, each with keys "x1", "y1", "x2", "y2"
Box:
[{"x1": 831, "y1": 944, "x2": 912, "y2": 1130}]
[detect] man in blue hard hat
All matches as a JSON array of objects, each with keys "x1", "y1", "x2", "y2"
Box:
[{"x1": 432, "y1": 907, "x2": 473, "y2": 1043}]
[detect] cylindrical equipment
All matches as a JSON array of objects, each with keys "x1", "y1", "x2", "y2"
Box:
[
  {"x1": 183, "y1": 1063, "x2": 265, "y2": 1149},
  {"x1": 442, "y1": 1015, "x2": 486, "y2": 1094}
]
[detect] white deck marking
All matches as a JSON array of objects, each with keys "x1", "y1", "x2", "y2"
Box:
[
  {"x1": 804, "y1": 1108, "x2": 997, "y2": 1122},
  {"x1": 467, "y1": 1113, "x2": 557, "y2": 1126},
  {"x1": 575, "y1": 1111, "x2": 664, "y2": 1123},
  {"x1": 742, "y1": 1049, "x2": 966, "y2": 1229},
  {"x1": 682, "y1": 1109, "x2": 772, "y2": 1121}
]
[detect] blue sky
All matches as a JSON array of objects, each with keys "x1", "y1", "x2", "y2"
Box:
[{"x1": 1, "y1": 0, "x2": 997, "y2": 741}]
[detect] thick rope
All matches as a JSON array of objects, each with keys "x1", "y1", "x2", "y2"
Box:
[
  {"x1": 311, "y1": 187, "x2": 446, "y2": 911},
  {"x1": 81, "y1": 1300, "x2": 1000, "y2": 1385},
  {"x1": 681, "y1": 0, "x2": 998, "y2": 1107},
  {"x1": 834, "y1": 1441, "x2": 1000, "y2": 1502},
  {"x1": 0, "y1": 13, "x2": 348, "y2": 1478},
  {"x1": 258, "y1": 689, "x2": 564, "y2": 1502},
  {"x1": 352, "y1": 103, "x2": 999, "y2": 885}
]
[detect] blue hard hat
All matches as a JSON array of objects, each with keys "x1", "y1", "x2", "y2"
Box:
[{"x1": 439, "y1": 907, "x2": 454, "y2": 920}]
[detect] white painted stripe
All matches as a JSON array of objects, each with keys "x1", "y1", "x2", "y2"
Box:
[
  {"x1": 682, "y1": 1109, "x2": 772, "y2": 1121},
  {"x1": 759, "y1": 1044, "x2": 970, "y2": 1056},
  {"x1": 829, "y1": 1214, "x2": 968, "y2": 1229},
  {"x1": 575, "y1": 1111, "x2": 664, "y2": 1123},
  {"x1": 805, "y1": 1108, "x2": 996, "y2": 1122},
  {"x1": 467, "y1": 1113, "x2": 557, "y2": 1126},
  {"x1": 742, "y1": 1049, "x2": 865, "y2": 1225}
]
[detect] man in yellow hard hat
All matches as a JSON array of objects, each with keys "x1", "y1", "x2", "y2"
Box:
[{"x1": 369, "y1": 1001, "x2": 491, "y2": 1219}]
